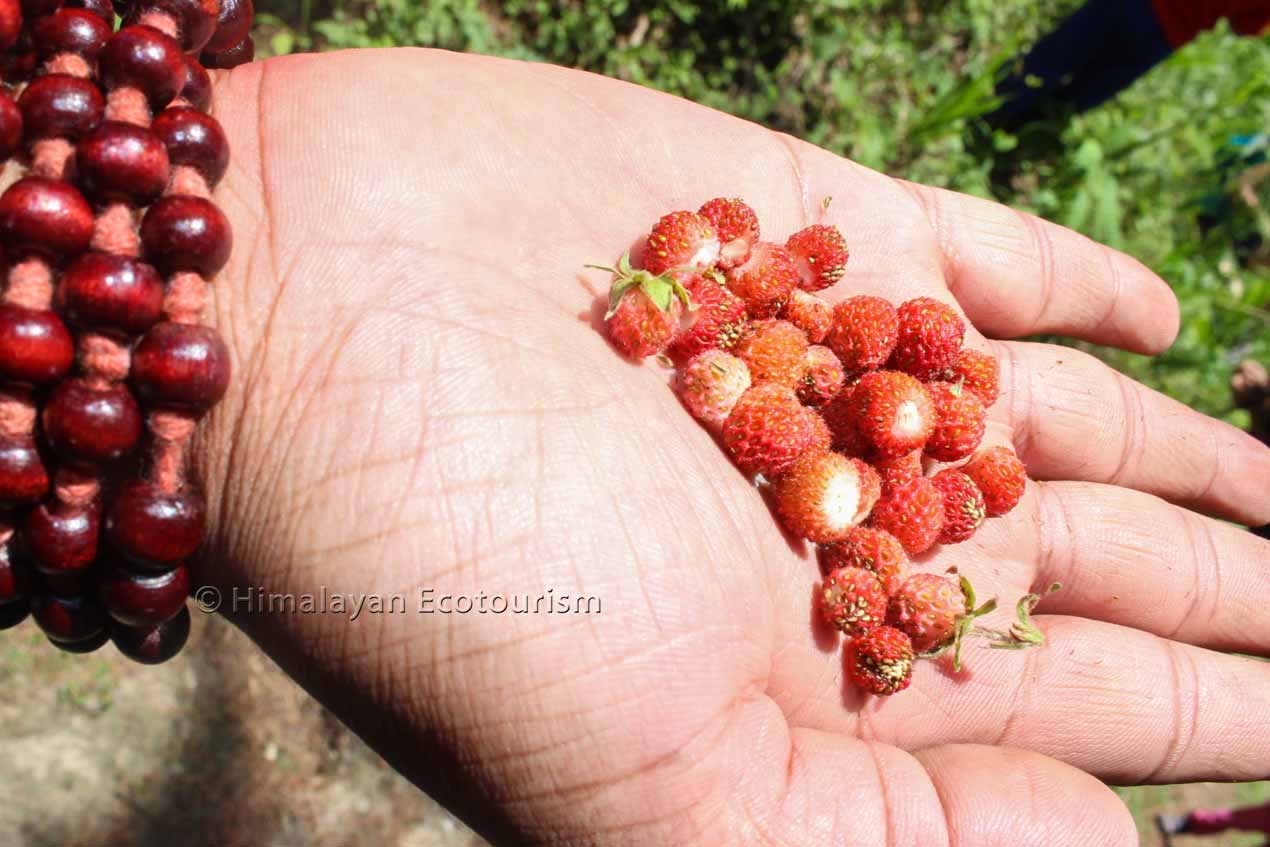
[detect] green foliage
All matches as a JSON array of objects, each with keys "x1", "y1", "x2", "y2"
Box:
[{"x1": 254, "y1": 0, "x2": 1270, "y2": 421}]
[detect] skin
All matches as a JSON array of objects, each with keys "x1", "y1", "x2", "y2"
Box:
[{"x1": 194, "y1": 48, "x2": 1270, "y2": 846}]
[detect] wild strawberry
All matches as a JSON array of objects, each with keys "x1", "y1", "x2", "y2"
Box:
[
  {"x1": 644, "y1": 210, "x2": 721, "y2": 275},
  {"x1": 665, "y1": 272, "x2": 748, "y2": 365},
  {"x1": 722, "y1": 383, "x2": 817, "y2": 478},
  {"x1": 947, "y1": 348, "x2": 1000, "y2": 407},
  {"x1": 819, "y1": 565, "x2": 887, "y2": 635},
  {"x1": 725, "y1": 241, "x2": 799, "y2": 318},
  {"x1": 781, "y1": 289, "x2": 833, "y2": 343},
  {"x1": 925, "y1": 381, "x2": 987, "y2": 462},
  {"x1": 848, "y1": 625, "x2": 914, "y2": 695},
  {"x1": 824, "y1": 296, "x2": 898, "y2": 373},
  {"x1": 818, "y1": 526, "x2": 908, "y2": 594},
  {"x1": 591, "y1": 253, "x2": 690, "y2": 358},
  {"x1": 872, "y1": 450, "x2": 924, "y2": 488},
  {"x1": 868, "y1": 475, "x2": 945, "y2": 555},
  {"x1": 774, "y1": 451, "x2": 880, "y2": 543},
  {"x1": 930, "y1": 469, "x2": 986, "y2": 544},
  {"x1": 962, "y1": 445, "x2": 1027, "y2": 517},
  {"x1": 888, "y1": 573, "x2": 965, "y2": 653},
  {"x1": 888, "y1": 297, "x2": 965, "y2": 379},
  {"x1": 798, "y1": 345, "x2": 845, "y2": 407},
  {"x1": 848, "y1": 371, "x2": 935, "y2": 459},
  {"x1": 820, "y1": 381, "x2": 867, "y2": 456},
  {"x1": 698, "y1": 197, "x2": 759, "y2": 270},
  {"x1": 733, "y1": 319, "x2": 808, "y2": 387},
  {"x1": 786, "y1": 224, "x2": 848, "y2": 291},
  {"x1": 805, "y1": 407, "x2": 832, "y2": 453},
  {"x1": 676, "y1": 350, "x2": 752, "y2": 432}
]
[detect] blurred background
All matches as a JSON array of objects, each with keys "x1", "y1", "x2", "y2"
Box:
[{"x1": 2, "y1": 1, "x2": 1267, "y2": 845}]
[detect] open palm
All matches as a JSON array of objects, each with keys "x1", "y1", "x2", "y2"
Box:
[{"x1": 196, "y1": 49, "x2": 1270, "y2": 846}]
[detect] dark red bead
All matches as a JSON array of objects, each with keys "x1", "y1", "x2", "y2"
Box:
[
  {"x1": 42, "y1": 378, "x2": 142, "y2": 465},
  {"x1": 152, "y1": 106, "x2": 227, "y2": 186},
  {"x1": 0, "y1": 597, "x2": 30, "y2": 629},
  {"x1": 203, "y1": 0, "x2": 248, "y2": 54},
  {"x1": 57, "y1": 251, "x2": 164, "y2": 335},
  {"x1": 131, "y1": 322, "x2": 230, "y2": 415},
  {"x1": 100, "y1": 561, "x2": 189, "y2": 625},
  {"x1": 179, "y1": 54, "x2": 210, "y2": 111},
  {"x1": 0, "y1": 0, "x2": 21, "y2": 52},
  {"x1": 111, "y1": 603, "x2": 188, "y2": 663},
  {"x1": 0, "y1": 533, "x2": 34, "y2": 603},
  {"x1": 77, "y1": 120, "x2": 170, "y2": 204},
  {"x1": 32, "y1": 591, "x2": 107, "y2": 644},
  {"x1": 66, "y1": 0, "x2": 113, "y2": 23},
  {"x1": 0, "y1": 304, "x2": 74, "y2": 384},
  {"x1": 53, "y1": 625, "x2": 109, "y2": 651},
  {"x1": 0, "y1": 89, "x2": 22, "y2": 159},
  {"x1": 17, "y1": 73, "x2": 103, "y2": 142},
  {"x1": 128, "y1": 0, "x2": 217, "y2": 53},
  {"x1": 0, "y1": 176, "x2": 94, "y2": 259},
  {"x1": 24, "y1": 499, "x2": 99, "y2": 578},
  {"x1": 99, "y1": 25, "x2": 185, "y2": 109},
  {"x1": 199, "y1": 32, "x2": 250, "y2": 69},
  {"x1": 32, "y1": 8, "x2": 110, "y2": 60},
  {"x1": 22, "y1": 0, "x2": 61, "y2": 14},
  {"x1": 0, "y1": 435, "x2": 48, "y2": 505},
  {"x1": 105, "y1": 478, "x2": 205, "y2": 567},
  {"x1": 140, "y1": 194, "x2": 231, "y2": 276}
]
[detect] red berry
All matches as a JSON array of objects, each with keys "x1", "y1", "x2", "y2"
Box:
[
  {"x1": 732, "y1": 319, "x2": 808, "y2": 388},
  {"x1": 825, "y1": 295, "x2": 898, "y2": 373},
  {"x1": 818, "y1": 526, "x2": 909, "y2": 594},
  {"x1": 868, "y1": 475, "x2": 944, "y2": 555},
  {"x1": 725, "y1": 241, "x2": 798, "y2": 318},
  {"x1": 947, "y1": 348, "x2": 1000, "y2": 407},
  {"x1": 773, "y1": 451, "x2": 880, "y2": 543},
  {"x1": 872, "y1": 450, "x2": 923, "y2": 488},
  {"x1": 889, "y1": 297, "x2": 965, "y2": 379},
  {"x1": 676, "y1": 349, "x2": 751, "y2": 432},
  {"x1": 697, "y1": 197, "x2": 758, "y2": 269},
  {"x1": 930, "y1": 469, "x2": 986, "y2": 544},
  {"x1": 820, "y1": 380, "x2": 867, "y2": 456},
  {"x1": 722, "y1": 383, "x2": 816, "y2": 478},
  {"x1": 786, "y1": 224, "x2": 848, "y2": 291},
  {"x1": 848, "y1": 370, "x2": 935, "y2": 459},
  {"x1": 644, "y1": 210, "x2": 720, "y2": 275},
  {"x1": 597, "y1": 253, "x2": 690, "y2": 359},
  {"x1": 888, "y1": 573, "x2": 965, "y2": 653},
  {"x1": 962, "y1": 445, "x2": 1027, "y2": 517},
  {"x1": 804, "y1": 407, "x2": 832, "y2": 453},
  {"x1": 925, "y1": 381, "x2": 987, "y2": 462},
  {"x1": 848, "y1": 625, "x2": 914, "y2": 695},
  {"x1": 780, "y1": 289, "x2": 832, "y2": 343},
  {"x1": 819, "y1": 565, "x2": 887, "y2": 635},
  {"x1": 665, "y1": 272, "x2": 747, "y2": 365},
  {"x1": 798, "y1": 344, "x2": 845, "y2": 407}
]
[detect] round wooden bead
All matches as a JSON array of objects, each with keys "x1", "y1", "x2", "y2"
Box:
[
  {"x1": 100, "y1": 561, "x2": 188, "y2": 625},
  {"x1": 99, "y1": 25, "x2": 185, "y2": 109},
  {"x1": 0, "y1": 435, "x2": 48, "y2": 505},
  {"x1": 0, "y1": 597, "x2": 29, "y2": 629},
  {"x1": 0, "y1": 89, "x2": 22, "y2": 159},
  {"x1": 0, "y1": 176, "x2": 94, "y2": 259},
  {"x1": 32, "y1": 8, "x2": 110, "y2": 60},
  {"x1": 105, "y1": 477, "x2": 204, "y2": 567},
  {"x1": 199, "y1": 31, "x2": 250, "y2": 69},
  {"x1": 0, "y1": 304, "x2": 74, "y2": 384},
  {"x1": 32, "y1": 591, "x2": 107, "y2": 644},
  {"x1": 179, "y1": 53, "x2": 210, "y2": 111},
  {"x1": 58, "y1": 251, "x2": 164, "y2": 335},
  {"x1": 0, "y1": 533, "x2": 34, "y2": 603},
  {"x1": 111, "y1": 603, "x2": 188, "y2": 663},
  {"x1": 17, "y1": 73, "x2": 104, "y2": 141},
  {"x1": 42, "y1": 378, "x2": 143, "y2": 465},
  {"x1": 131, "y1": 322, "x2": 230, "y2": 414},
  {"x1": 203, "y1": 0, "x2": 248, "y2": 54},
  {"x1": 128, "y1": 0, "x2": 217, "y2": 53},
  {"x1": 77, "y1": 120, "x2": 170, "y2": 204},
  {"x1": 67, "y1": 0, "x2": 113, "y2": 23},
  {"x1": 140, "y1": 194, "x2": 231, "y2": 276},
  {"x1": 151, "y1": 106, "x2": 227, "y2": 186},
  {"x1": 24, "y1": 498, "x2": 99, "y2": 577},
  {"x1": 0, "y1": 0, "x2": 21, "y2": 52}
]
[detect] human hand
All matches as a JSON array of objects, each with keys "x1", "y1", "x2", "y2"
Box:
[{"x1": 197, "y1": 48, "x2": 1270, "y2": 846}]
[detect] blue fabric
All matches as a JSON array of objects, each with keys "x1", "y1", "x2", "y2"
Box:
[{"x1": 990, "y1": 0, "x2": 1174, "y2": 127}]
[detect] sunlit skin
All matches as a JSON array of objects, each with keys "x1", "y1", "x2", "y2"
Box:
[{"x1": 195, "y1": 49, "x2": 1270, "y2": 846}]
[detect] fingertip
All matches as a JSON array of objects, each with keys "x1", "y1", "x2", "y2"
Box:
[{"x1": 1126, "y1": 255, "x2": 1180, "y2": 354}]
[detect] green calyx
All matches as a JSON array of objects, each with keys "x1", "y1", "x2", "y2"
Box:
[
  {"x1": 978, "y1": 582, "x2": 1062, "y2": 652},
  {"x1": 585, "y1": 253, "x2": 693, "y2": 320},
  {"x1": 916, "y1": 573, "x2": 999, "y2": 672}
]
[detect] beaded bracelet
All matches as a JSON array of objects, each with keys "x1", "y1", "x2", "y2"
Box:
[{"x1": 0, "y1": 0, "x2": 252, "y2": 664}]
